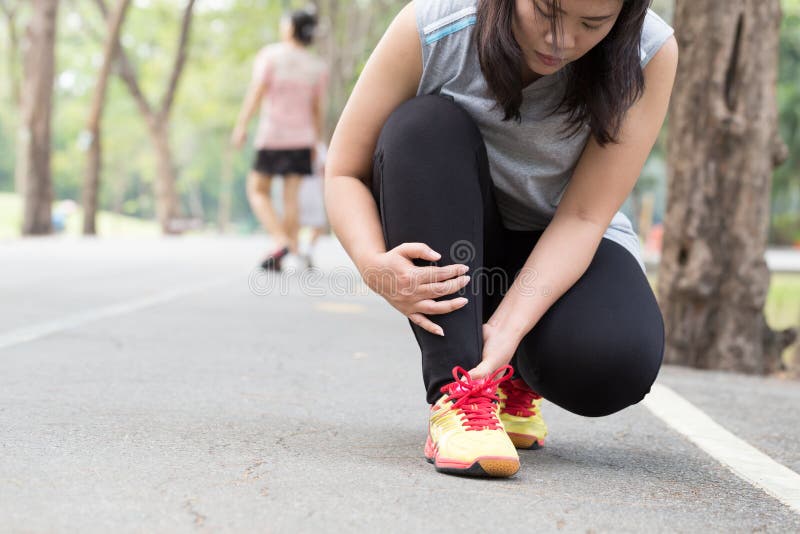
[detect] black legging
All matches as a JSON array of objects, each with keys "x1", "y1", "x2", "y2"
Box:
[{"x1": 370, "y1": 94, "x2": 665, "y2": 417}]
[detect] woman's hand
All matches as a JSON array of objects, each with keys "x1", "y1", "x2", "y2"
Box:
[
  {"x1": 359, "y1": 242, "x2": 471, "y2": 336},
  {"x1": 468, "y1": 322, "x2": 523, "y2": 379},
  {"x1": 230, "y1": 125, "x2": 247, "y2": 150}
]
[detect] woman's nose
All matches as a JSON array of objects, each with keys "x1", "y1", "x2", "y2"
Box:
[{"x1": 544, "y1": 30, "x2": 575, "y2": 53}]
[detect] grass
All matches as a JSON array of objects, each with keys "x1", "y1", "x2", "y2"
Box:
[{"x1": 0, "y1": 192, "x2": 23, "y2": 239}]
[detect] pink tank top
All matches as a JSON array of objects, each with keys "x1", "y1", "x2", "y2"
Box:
[{"x1": 251, "y1": 42, "x2": 329, "y2": 150}]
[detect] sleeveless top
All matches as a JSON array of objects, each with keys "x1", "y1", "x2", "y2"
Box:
[
  {"x1": 415, "y1": 0, "x2": 675, "y2": 273},
  {"x1": 251, "y1": 42, "x2": 329, "y2": 150}
]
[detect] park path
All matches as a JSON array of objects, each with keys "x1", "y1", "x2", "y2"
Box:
[{"x1": 1, "y1": 236, "x2": 799, "y2": 532}]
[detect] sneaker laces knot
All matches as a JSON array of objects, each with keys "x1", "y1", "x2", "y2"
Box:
[{"x1": 439, "y1": 365, "x2": 514, "y2": 431}]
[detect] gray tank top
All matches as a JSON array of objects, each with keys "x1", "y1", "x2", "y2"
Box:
[{"x1": 415, "y1": 0, "x2": 675, "y2": 273}]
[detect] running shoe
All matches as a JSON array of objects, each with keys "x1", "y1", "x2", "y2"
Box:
[
  {"x1": 498, "y1": 377, "x2": 548, "y2": 449},
  {"x1": 424, "y1": 365, "x2": 520, "y2": 477},
  {"x1": 260, "y1": 245, "x2": 289, "y2": 271}
]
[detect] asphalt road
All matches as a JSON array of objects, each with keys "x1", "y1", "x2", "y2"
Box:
[{"x1": 1, "y1": 235, "x2": 799, "y2": 533}]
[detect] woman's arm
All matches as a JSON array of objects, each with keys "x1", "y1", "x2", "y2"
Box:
[
  {"x1": 471, "y1": 36, "x2": 679, "y2": 378},
  {"x1": 231, "y1": 61, "x2": 269, "y2": 148},
  {"x1": 325, "y1": 2, "x2": 471, "y2": 336},
  {"x1": 324, "y1": 1, "x2": 421, "y2": 271},
  {"x1": 311, "y1": 66, "x2": 330, "y2": 163},
  {"x1": 313, "y1": 67, "x2": 329, "y2": 143}
]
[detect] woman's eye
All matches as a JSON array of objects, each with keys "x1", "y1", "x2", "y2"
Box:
[
  {"x1": 583, "y1": 23, "x2": 601, "y2": 31},
  {"x1": 534, "y1": 3, "x2": 555, "y2": 19}
]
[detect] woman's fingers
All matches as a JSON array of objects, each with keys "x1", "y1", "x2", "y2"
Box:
[
  {"x1": 406, "y1": 296, "x2": 469, "y2": 336},
  {"x1": 412, "y1": 263, "x2": 469, "y2": 284},
  {"x1": 415, "y1": 297, "x2": 469, "y2": 315},
  {"x1": 420, "y1": 275, "x2": 471, "y2": 299},
  {"x1": 395, "y1": 242, "x2": 441, "y2": 262},
  {"x1": 467, "y1": 360, "x2": 495, "y2": 380},
  {"x1": 408, "y1": 312, "x2": 444, "y2": 336}
]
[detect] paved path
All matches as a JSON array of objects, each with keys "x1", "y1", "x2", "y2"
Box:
[
  {"x1": 643, "y1": 246, "x2": 800, "y2": 273},
  {"x1": 1, "y1": 236, "x2": 799, "y2": 532}
]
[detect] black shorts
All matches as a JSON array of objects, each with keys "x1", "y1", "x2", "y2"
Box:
[{"x1": 252, "y1": 148, "x2": 312, "y2": 176}]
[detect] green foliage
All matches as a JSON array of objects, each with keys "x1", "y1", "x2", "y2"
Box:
[
  {"x1": 0, "y1": 0, "x2": 798, "y2": 238},
  {"x1": 0, "y1": 112, "x2": 14, "y2": 192},
  {"x1": 772, "y1": 0, "x2": 800, "y2": 244},
  {"x1": 0, "y1": 0, "x2": 291, "y2": 229}
]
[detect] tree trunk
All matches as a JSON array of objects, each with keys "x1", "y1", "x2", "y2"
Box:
[
  {"x1": 217, "y1": 146, "x2": 233, "y2": 233},
  {"x1": 313, "y1": 0, "x2": 405, "y2": 140},
  {"x1": 93, "y1": 0, "x2": 195, "y2": 234},
  {"x1": 149, "y1": 120, "x2": 181, "y2": 233},
  {"x1": 18, "y1": 0, "x2": 58, "y2": 235},
  {"x1": 83, "y1": 0, "x2": 131, "y2": 235},
  {"x1": 660, "y1": 0, "x2": 796, "y2": 373}
]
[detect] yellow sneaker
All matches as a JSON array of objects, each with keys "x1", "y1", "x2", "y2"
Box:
[
  {"x1": 424, "y1": 365, "x2": 520, "y2": 477},
  {"x1": 498, "y1": 378, "x2": 548, "y2": 449}
]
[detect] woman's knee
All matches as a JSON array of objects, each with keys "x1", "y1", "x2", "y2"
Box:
[
  {"x1": 375, "y1": 94, "x2": 483, "y2": 158},
  {"x1": 247, "y1": 173, "x2": 270, "y2": 198},
  {"x1": 517, "y1": 327, "x2": 665, "y2": 417}
]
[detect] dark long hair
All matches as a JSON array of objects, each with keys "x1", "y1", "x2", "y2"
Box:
[
  {"x1": 288, "y1": 8, "x2": 318, "y2": 46},
  {"x1": 474, "y1": 0, "x2": 649, "y2": 146}
]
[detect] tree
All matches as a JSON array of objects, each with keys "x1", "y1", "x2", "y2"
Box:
[
  {"x1": 82, "y1": 0, "x2": 131, "y2": 235},
  {"x1": 309, "y1": 0, "x2": 408, "y2": 139},
  {"x1": 0, "y1": 0, "x2": 24, "y2": 194},
  {"x1": 94, "y1": 0, "x2": 196, "y2": 234},
  {"x1": 0, "y1": 0, "x2": 22, "y2": 109},
  {"x1": 660, "y1": 0, "x2": 797, "y2": 372},
  {"x1": 17, "y1": 0, "x2": 58, "y2": 235},
  {"x1": 770, "y1": 1, "x2": 800, "y2": 245}
]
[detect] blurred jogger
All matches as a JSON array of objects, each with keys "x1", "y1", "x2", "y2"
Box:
[{"x1": 231, "y1": 7, "x2": 329, "y2": 271}]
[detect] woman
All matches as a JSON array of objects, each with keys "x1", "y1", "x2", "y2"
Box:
[
  {"x1": 325, "y1": 0, "x2": 677, "y2": 478},
  {"x1": 232, "y1": 8, "x2": 329, "y2": 271}
]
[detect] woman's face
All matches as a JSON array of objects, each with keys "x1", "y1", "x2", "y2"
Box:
[{"x1": 513, "y1": 0, "x2": 623, "y2": 76}]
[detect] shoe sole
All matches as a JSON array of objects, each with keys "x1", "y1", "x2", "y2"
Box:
[
  {"x1": 507, "y1": 433, "x2": 545, "y2": 450},
  {"x1": 260, "y1": 247, "x2": 289, "y2": 271},
  {"x1": 259, "y1": 260, "x2": 282, "y2": 271},
  {"x1": 425, "y1": 456, "x2": 520, "y2": 477},
  {"x1": 424, "y1": 436, "x2": 519, "y2": 477}
]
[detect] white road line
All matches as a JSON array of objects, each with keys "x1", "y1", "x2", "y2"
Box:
[
  {"x1": 0, "y1": 277, "x2": 234, "y2": 351},
  {"x1": 643, "y1": 383, "x2": 800, "y2": 514}
]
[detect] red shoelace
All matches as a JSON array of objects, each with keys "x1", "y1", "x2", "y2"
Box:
[
  {"x1": 438, "y1": 365, "x2": 514, "y2": 431},
  {"x1": 500, "y1": 378, "x2": 542, "y2": 418}
]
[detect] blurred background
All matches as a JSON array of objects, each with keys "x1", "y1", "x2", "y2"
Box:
[
  {"x1": 1, "y1": 0, "x2": 799, "y2": 369},
  {"x1": 2, "y1": 2, "x2": 800, "y2": 529}
]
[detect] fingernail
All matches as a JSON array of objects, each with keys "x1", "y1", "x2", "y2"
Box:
[{"x1": 437, "y1": 328, "x2": 445, "y2": 336}]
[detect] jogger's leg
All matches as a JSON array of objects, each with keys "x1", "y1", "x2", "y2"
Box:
[
  {"x1": 246, "y1": 170, "x2": 290, "y2": 248},
  {"x1": 370, "y1": 94, "x2": 506, "y2": 404}
]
